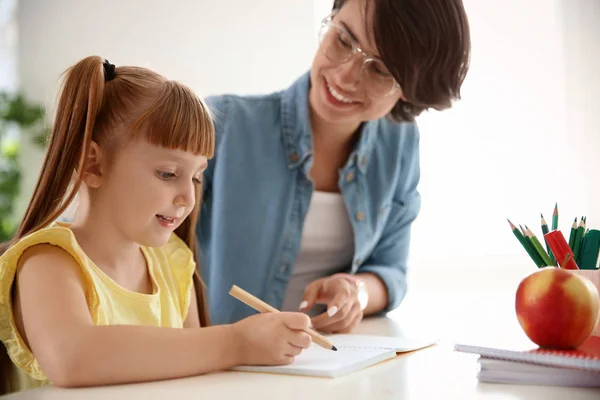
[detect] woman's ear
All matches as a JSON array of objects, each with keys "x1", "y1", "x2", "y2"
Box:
[{"x1": 81, "y1": 141, "x2": 104, "y2": 188}]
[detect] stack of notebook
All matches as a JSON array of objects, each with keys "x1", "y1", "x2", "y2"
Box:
[{"x1": 455, "y1": 336, "x2": 600, "y2": 387}]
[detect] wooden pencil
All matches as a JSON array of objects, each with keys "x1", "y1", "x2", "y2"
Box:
[{"x1": 228, "y1": 285, "x2": 337, "y2": 351}]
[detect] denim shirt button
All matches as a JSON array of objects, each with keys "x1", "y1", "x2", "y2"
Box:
[
  {"x1": 355, "y1": 211, "x2": 365, "y2": 221},
  {"x1": 345, "y1": 171, "x2": 355, "y2": 182},
  {"x1": 289, "y1": 152, "x2": 299, "y2": 163},
  {"x1": 354, "y1": 258, "x2": 361, "y2": 266},
  {"x1": 360, "y1": 156, "x2": 367, "y2": 166},
  {"x1": 280, "y1": 263, "x2": 290, "y2": 274}
]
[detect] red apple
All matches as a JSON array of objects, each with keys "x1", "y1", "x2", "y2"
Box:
[{"x1": 515, "y1": 267, "x2": 600, "y2": 349}]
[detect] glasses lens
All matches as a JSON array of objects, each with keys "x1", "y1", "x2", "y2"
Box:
[
  {"x1": 319, "y1": 24, "x2": 353, "y2": 64},
  {"x1": 318, "y1": 20, "x2": 399, "y2": 97},
  {"x1": 362, "y1": 59, "x2": 397, "y2": 97}
]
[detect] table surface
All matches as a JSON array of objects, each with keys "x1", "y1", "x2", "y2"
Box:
[{"x1": 5, "y1": 289, "x2": 600, "y2": 400}]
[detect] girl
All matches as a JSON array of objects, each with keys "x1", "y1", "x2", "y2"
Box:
[
  {"x1": 0, "y1": 56, "x2": 311, "y2": 395},
  {"x1": 198, "y1": 0, "x2": 471, "y2": 332}
]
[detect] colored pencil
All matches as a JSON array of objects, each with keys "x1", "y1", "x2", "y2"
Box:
[
  {"x1": 540, "y1": 214, "x2": 554, "y2": 264},
  {"x1": 573, "y1": 218, "x2": 585, "y2": 262},
  {"x1": 508, "y1": 219, "x2": 544, "y2": 267},
  {"x1": 521, "y1": 224, "x2": 545, "y2": 266},
  {"x1": 568, "y1": 217, "x2": 577, "y2": 250},
  {"x1": 551, "y1": 203, "x2": 559, "y2": 231},
  {"x1": 525, "y1": 226, "x2": 554, "y2": 266}
]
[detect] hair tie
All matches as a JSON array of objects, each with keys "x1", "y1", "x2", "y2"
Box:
[{"x1": 103, "y1": 59, "x2": 116, "y2": 81}]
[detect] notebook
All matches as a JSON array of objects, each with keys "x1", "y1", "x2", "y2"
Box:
[
  {"x1": 476, "y1": 357, "x2": 600, "y2": 387},
  {"x1": 231, "y1": 333, "x2": 438, "y2": 378},
  {"x1": 454, "y1": 335, "x2": 600, "y2": 372}
]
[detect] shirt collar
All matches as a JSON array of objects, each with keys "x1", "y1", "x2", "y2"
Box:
[{"x1": 280, "y1": 71, "x2": 378, "y2": 174}]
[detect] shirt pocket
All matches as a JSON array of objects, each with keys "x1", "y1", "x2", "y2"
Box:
[{"x1": 376, "y1": 200, "x2": 408, "y2": 235}]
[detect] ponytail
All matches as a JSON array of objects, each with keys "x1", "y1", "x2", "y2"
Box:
[
  {"x1": 0, "y1": 56, "x2": 214, "y2": 393},
  {"x1": 17, "y1": 56, "x2": 106, "y2": 239},
  {"x1": 0, "y1": 56, "x2": 107, "y2": 395}
]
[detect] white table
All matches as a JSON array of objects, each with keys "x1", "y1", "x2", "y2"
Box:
[{"x1": 5, "y1": 289, "x2": 600, "y2": 400}]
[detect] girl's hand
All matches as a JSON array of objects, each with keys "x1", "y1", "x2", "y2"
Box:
[
  {"x1": 299, "y1": 274, "x2": 363, "y2": 334},
  {"x1": 231, "y1": 312, "x2": 312, "y2": 366}
]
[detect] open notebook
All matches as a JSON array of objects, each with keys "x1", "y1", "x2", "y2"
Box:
[{"x1": 231, "y1": 333, "x2": 438, "y2": 378}]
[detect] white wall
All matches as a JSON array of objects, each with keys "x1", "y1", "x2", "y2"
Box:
[
  {"x1": 562, "y1": 0, "x2": 600, "y2": 235},
  {"x1": 409, "y1": 0, "x2": 600, "y2": 272},
  {"x1": 15, "y1": 0, "x2": 600, "y2": 282},
  {"x1": 17, "y1": 0, "x2": 330, "y2": 218}
]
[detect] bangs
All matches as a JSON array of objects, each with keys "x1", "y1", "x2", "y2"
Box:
[{"x1": 129, "y1": 81, "x2": 215, "y2": 157}]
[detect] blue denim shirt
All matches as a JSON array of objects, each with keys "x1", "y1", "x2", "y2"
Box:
[{"x1": 198, "y1": 72, "x2": 421, "y2": 325}]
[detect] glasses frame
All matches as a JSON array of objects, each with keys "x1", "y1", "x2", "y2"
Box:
[{"x1": 318, "y1": 12, "x2": 401, "y2": 98}]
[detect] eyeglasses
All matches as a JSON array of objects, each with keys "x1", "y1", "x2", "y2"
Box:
[{"x1": 318, "y1": 13, "x2": 401, "y2": 98}]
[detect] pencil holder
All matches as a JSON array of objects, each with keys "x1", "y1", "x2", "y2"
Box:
[{"x1": 570, "y1": 270, "x2": 600, "y2": 337}]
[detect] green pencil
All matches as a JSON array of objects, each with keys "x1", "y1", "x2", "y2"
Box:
[
  {"x1": 552, "y1": 203, "x2": 559, "y2": 231},
  {"x1": 573, "y1": 218, "x2": 585, "y2": 262},
  {"x1": 568, "y1": 217, "x2": 577, "y2": 250},
  {"x1": 540, "y1": 214, "x2": 554, "y2": 264},
  {"x1": 508, "y1": 219, "x2": 544, "y2": 267},
  {"x1": 526, "y1": 226, "x2": 554, "y2": 266}
]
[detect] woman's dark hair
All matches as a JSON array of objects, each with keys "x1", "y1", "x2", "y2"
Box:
[{"x1": 333, "y1": 0, "x2": 471, "y2": 122}]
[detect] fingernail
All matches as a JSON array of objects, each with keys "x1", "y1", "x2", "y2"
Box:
[
  {"x1": 327, "y1": 306, "x2": 338, "y2": 317},
  {"x1": 299, "y1": 301, "x2": 308, "y2": 310}
]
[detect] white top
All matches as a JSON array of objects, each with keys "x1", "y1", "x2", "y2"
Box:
[{"x1": 280, "y1": 191, "x2": 355, "y2": 313}]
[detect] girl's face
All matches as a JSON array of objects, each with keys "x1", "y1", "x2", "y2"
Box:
[
  {"x1": 309, "y1": 0, "x2": 404, "y2": 129},
  {"x1": 91, "y1": 138, "x2": 207, "y2": 247}
]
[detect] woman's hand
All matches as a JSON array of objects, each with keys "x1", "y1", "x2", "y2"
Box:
[{"x1": 299, "y1": 274, "x2": 364, "y2": 333}]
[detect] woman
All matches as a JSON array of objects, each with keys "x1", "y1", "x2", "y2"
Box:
[{"x1": 198, "y1": 0, "x2": 471, "y2": 333}]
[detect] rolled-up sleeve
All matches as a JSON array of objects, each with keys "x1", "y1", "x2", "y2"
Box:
[{"x1": 358, "y1": 127, "x2": 421, "y2": 313}]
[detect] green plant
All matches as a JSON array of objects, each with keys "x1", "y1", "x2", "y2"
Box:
[{"x1": 0, "y1": 92, "x2": 48, "y2": 242}]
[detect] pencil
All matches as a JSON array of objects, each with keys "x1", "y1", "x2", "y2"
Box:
[
  {"x1": 508, "y1": 219, "x2": 544, "y2": 267},
  {"x1": 540, "y1": 214, "x2": 554, "y2": 264},
  {"x1": 520, "y1": 224, "x2": 545, "y2": 266},
  {"x1": 573, "y1": 218, "x2": 585, "y2": 262},
  {"x1": 228, "y1": 285, "x2": 337, "y2": 351},
  {"x1": 552, "y1": 203, "x2": 558, "y2": 231},
  {"x1": 525, "y1": 226, "x2": 554, "y2": 266},
  {"x1": 568, "y1": 217, "x2": 577, "y2": 250}
]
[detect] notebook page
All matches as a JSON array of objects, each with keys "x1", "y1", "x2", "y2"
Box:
[
  {"x1": 231, "y1": 345, "x2": 396, "y2": 378},
  {"x1": 326, "y1": 333, "x2": 439, "y2": 352}
]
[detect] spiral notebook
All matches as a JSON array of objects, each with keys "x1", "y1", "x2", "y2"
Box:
[
  {"x1": 231, "y1": 333, "x2": 438, "y2": 378},
  {"x1": 454, "y1": 335, "x2": 600, "y2": 372}
]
